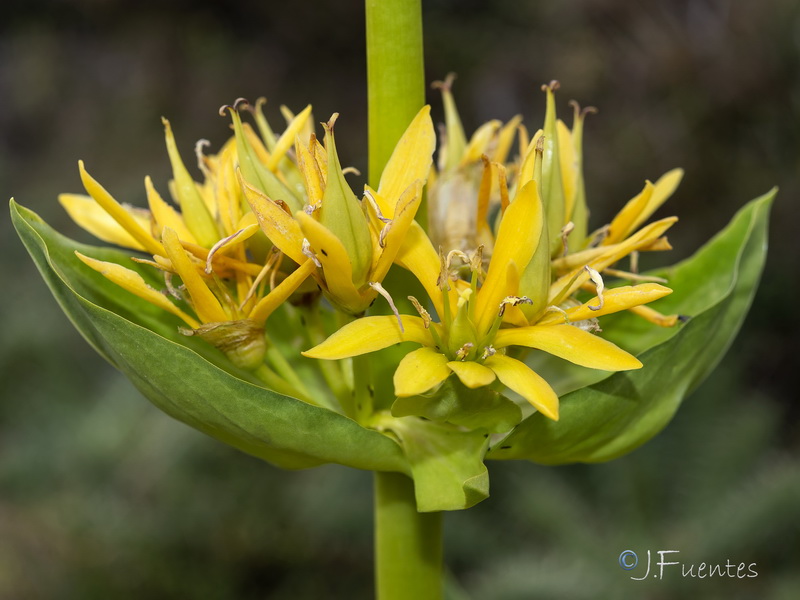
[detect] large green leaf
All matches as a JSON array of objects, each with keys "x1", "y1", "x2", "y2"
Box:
[
  {"x1": 487, "y1": 190, "x2": 774, "y2": 464},
  {"x1": 11, "y1": 200, "x2": 408, "y2": 474}
]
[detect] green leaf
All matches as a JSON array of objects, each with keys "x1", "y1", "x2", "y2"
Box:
[
  {"x1": 391, "y1": 378, "x2": 522, "y2": 433},
  {"x1": 10, "y1": 200, "x2": 408, "y2": 474},
  {"x1": 487, "y1": 190, "x2": 774, "y2": 464},
  {"x1": 378, "y1": 414, "x2": 490, "y2": 512}
]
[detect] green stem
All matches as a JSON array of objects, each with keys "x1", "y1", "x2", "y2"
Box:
[
  {"x1": 365, "y1": 0, "x2": 425, "y2": 187},
  {"x1": 374, "y1": 471, "x2": 443, "y2": 600},
  {"x1": 303, "y1": 305, "x2": 349, "y2": 406}
]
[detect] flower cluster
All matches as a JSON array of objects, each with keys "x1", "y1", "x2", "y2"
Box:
[{"x1": 61, "y1": 81, "x2": 682, "y2": 424}]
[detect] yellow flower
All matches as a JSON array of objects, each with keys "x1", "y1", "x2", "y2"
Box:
[
  {"x1": 61, "y1": 105, "x2": 320, "y2": 372},
  {"x1": 238, "y1": 104, "x2": 436, "y2": 315},
  {"x1": 304, "y1": 179, "x2": 671, "y2": 421}
]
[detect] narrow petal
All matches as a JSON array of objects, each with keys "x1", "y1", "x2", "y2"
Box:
[
  {"x1": 549, "y1": 217, "x2": 678, "y2": 304},
  {"x1": 474, "y1": 180, "x2": 543, "y2": 333},
  {"x1": 394, "y1": 221, "x2": 452, "y2": 319},
  {"x1": 240, "y1": 175, "x2": 306, "y2": 265},
  {"x1": 605, "y1": 181, "x2": 655, "y2": 245},
  {"x1": 394, "y1": 347, "x2": 452, "y2": 397},
  {"x1": 484, "y1": 355, "x2": 559, "y2": 420},
  {"x1": 446, "y1": 360, "x2": 496, "y2": 389},
  {"x1": 144, "y1": 176, "x2": 197, "y2": 244},
  {"x1": 460, "y1": 120, "x2": 501, "y2": 165},
  {"x1": 376, "y1": 106, "x2": 436, "y2": 216},
  {"x1": 295, "y1": 211, "x2": 364, "y2": 311},
  {"x1": 59, "y1": 193, "x2": 148, "y2": 251},
  {"x1": 628, "y1": 304, "x2": 681, "y2": 327},
  {"x1": 76, "y1": 252, "x2": 199, "y2": 328},
  {"x1": 267, "y1": 104, "x2": 312, "y2": 171},
  {"x1": 371, "y1": 180, "x2": 424, "y2": 283},
  {"x1": 248, "y1": 258, "x2": 317, "y2": 324},
  {"x1": 77, "y1": 162, "x2": 164, "y2": 255},
  {"x1": 302, "y1": 315, "x2": 434, "y2": 360},
  {"x1": 162, "y1": 227, "x2": 229, "y2": 324},
  {"x1": 538, "y1": 283, "x2": 673, "y2": 324},
  {"x1": 494, "y1": 324, "x2": 642, "y2": 371}
]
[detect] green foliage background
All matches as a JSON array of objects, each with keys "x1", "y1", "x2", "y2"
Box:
[{"x1": 1, "y1": 0, "x2": 798, "y2": 597}]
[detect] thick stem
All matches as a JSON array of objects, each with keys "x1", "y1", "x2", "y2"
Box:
[
  {"x1": 374, "y1": 471, "x2": 443, "y2": 600},
  {"x1": 365, "y1": 0, "x2": 425, "y2": 187}
]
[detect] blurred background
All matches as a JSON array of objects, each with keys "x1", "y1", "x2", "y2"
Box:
[{"x1": 2, "y1": 0, "x2": 799, "y2": 598}]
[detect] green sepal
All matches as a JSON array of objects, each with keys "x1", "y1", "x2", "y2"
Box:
[
  {"x1": 487, "y1": 190, "x2": 774, "y2": 464},
  {"x1": 319, "y1": 117, "x2": 373, "y2": 288},
  {"x1": 391, "y1": 378, "x2": 522, "y2": 434},
  {"x1": 10, "y1": 200, "x2": 408, "y2": 474},
  {"x1": 541, "y1": 84, "x2": 566, "y2": 257},
  {"x1": 378, "y1": 414, "x2": 490, "y2": 512},
  {"x1": 162, "y1": 118, "x2": 220, "y2": 247},
  {"x1": 228, "y1": 108, "x2": 302, "y2": 214}
]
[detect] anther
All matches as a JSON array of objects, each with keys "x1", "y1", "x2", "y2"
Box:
[
  {"x1": 369, "y1": 282, "x2": 404, "y2": 332},
  {"x1": 302, "y1": 239, "x2": 322, "y2": 268},
  {"x1": 408, "y1": 296, "x2": 432, "y2": 329},
  {"x1": 498, "y1": 296, "x2": 533, "y2": 318},
  {"x1": 455, "y1": 342, "x2": 474, "y2": 361},
  {"x1": 584, "y1": 266, "x2": 605, "y2": 311}
]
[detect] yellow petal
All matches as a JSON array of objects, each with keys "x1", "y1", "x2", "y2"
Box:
[
  {"x1": 604, "y1": 181, "x2": 655, "y2": 245},
  {"x1": 295, "y1": 210, "x2": 364, "y2": 312},
  {"x1": 161, "y1": 227, "x2": 228, "y2": 324},
  {"x1": 76, "y1": 252, "x2": 199, "y2": 328},
  {"x1": 240, "y1": 175, "x2": 306, "y2": 265},
  {"x1": 394, "y1": 221, "x2": 453, "y2": 320},
  {"x1": 495, "y1": 324, "x2": 642, "y2": 371},
  {"x1": 295, "y1": 135, "x2": 325, "y2": 207},
  {"x1": 302, "y1": 315, "x2": 435, "y2": 360},
  {"x1": 492, "y1": 115, "x2": 522, "y2": 164},
  {"x1": 248, "y1": 258, "x2": 317, "y2": 324},
  {"x1": 460, "y1": 120, "x2": 501, "y2": 165},
  {"x1": 144, "y1": 176, "x2": 197, "y2": 244},
  {"x1": 59, "y1": 193, "x2": 149, "y2": 251},
  {"x1": 484, "y1": 355, "x2": 559, "y2": 420},
  {"x1": 549, "y1": 217, "x2": 678, "y2": 304},
  {"x1": 371, "y1": 180, "x2": 424, "y2": 283},
  {"x1": 474, "y1": 180, "x2": 543, "y2": 333},
  {"x1": 395, "y1": 347, "x2": 452, "y2": 397},
  {"x1": 77, "y1": 162, "x2": 164, "y2": 256},
  {"x1": 446, "y1": 360, "x2": 496, "y2": 389},
  {"x1": 537, "y1": 283, "x2": 673, "y2": 324},
  {"x1": 267, "y1": 104, "x2": 312, "y2": 171},
  {"x1": 377, "y1": 106, "x2": 436, "y2": 216},
  {"x1": 628, "y1": 304, "x2": 681, "y2": 327}
]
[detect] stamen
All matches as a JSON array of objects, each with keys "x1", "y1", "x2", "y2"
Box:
[
  {"x1": 163, "y1": 272, "x2": 184, "y2": 300},
  {"x1": 302, "y1": 238, "x2": 322, "y2": 267},
  {"x1": 603, "y1": 268, "x2": 667, "y2": 284},
  {"x1": 205, "y1": 228, "x2": 250, "y2": 274},
  {"x1": 630, "y1": 250, "x2": 639, "y2": 274},
  {"x1": 498, "y1": 295, "x2": 533, "y2": 318},
  {"x1": 480, "y1": 346, "x2": 496, "y2": 360},
  {"x1": 240, "y1": 248, "x2": 282, "y2": 309},
  {"x1": 560, "y1": 221, "x2": 575, "y2": 257},
  {"x1": 369, "y1": 282, "x2": 404, "y2": 332},
  {"x1": 363, "y1": 189, "x2": 392, "y2": 224},
  {"x1": 303, "y1": 201, "x2": 322, "y2": 215},
  {"x1": 436, "y1": 247, "x2": 451, "y2": 291},
  {"x1": 544, "y1": 305, "x2": 571, "y2": 324},
  {"x1": 446, "y1": 249, "x2": 471, "y2": 270},
  {"x1": 584, "y1": 266, "x2": 605, "y2": 311},
  {"x1": 342, "y1": 166, "x2": 361, "y2": 176},
  {"x1": 407, "y1": 296, "x2": 431, "y2": 329},
  {"x1": 455, "y1": 342, "x2": 474, "y2": 361},
  {"x1": 194, "y1": 139, "x2": 212, "y2": 179}
]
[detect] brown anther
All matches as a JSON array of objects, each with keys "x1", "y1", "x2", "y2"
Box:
[
  {"x1": 369, "y1": 282, "x2": 404, "y2": 333},
  {"x1": 408, "y1": 296, "x2": 432, "y2": 329},
  {"x1": 455, "y1": 342, "x2": 474, "y2": 361},
  {"x1": 431, "y1": 72, "x2": 457, "y2": 91},
  {"x1": 498, "y1": 296, "x2": 533, "y2": 318}
]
